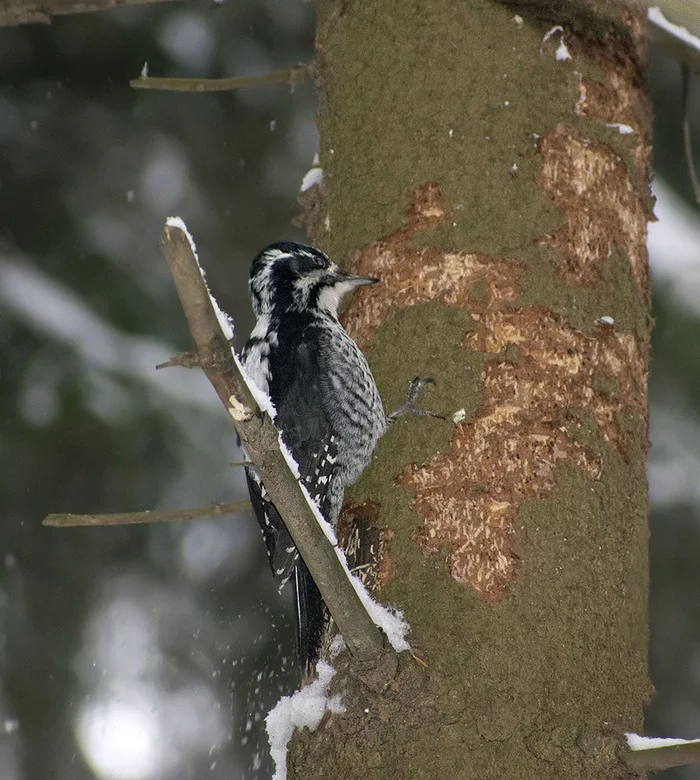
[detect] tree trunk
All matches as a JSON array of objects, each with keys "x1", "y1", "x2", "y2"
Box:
[{"x1": 295, "y1": 1, "x2": 652, "y2": 777}]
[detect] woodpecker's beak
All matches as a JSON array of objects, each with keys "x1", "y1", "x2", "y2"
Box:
[{"x1": 339, "y1": 272, "x2": 379, "y2": 287}]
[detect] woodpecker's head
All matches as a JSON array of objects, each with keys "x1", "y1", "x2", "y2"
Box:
[{"x1": 250, "y1": 242, "x2": 377, "y2": 318}]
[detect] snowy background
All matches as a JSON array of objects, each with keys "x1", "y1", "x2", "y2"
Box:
[{"x1": 0, "y1": 4, "x2": 699, "y2": 779}]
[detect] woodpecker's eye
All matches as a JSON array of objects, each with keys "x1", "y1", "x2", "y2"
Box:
[{"x1": 309, "y1": 254, "x2": 326, "y2": 269}]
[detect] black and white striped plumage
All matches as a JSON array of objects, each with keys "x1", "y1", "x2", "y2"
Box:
[{"x1": 241, "y1": 241, "x2": 387, "y2": 672}]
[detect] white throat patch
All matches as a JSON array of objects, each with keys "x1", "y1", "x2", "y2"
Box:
[{"x1": 316, "y1": 279, "x2": 361, "y2": 317}]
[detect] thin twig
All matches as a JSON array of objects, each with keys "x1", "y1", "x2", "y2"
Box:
[
  {"x1": 130, "y1": 65, "x2": 309, "y2": 93},
  {"x1": 682, "y1": 64, "x2": 700, "y2": 203},
  {"x1": 159, "y1": 221, "x2": 387, "y2": 664},
  {"x1": 43, "y1": 500, "x2": 251, "y2": 528}
]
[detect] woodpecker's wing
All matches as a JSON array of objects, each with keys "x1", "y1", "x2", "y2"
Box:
[
  {"x1": 244, "y1": 322, "x2": 338, "y2": 673},
  {"x1": 244, "y1": 323, "x2": 338, "y2": 578},
  {"x1": 244, "y1": 467, "x2": 298, "y2": 585},
  {"x1": 244, "y1": 467, "x2": 325, "y2": 677},
  {"x1": 269, "y1": 326, "x2": 339, "y2": 510}
]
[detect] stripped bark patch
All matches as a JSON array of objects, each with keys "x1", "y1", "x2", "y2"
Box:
[
  {"x1": 575, "y1": 70, "x2": 637, "y2": 129},
  {"x1": 574, "y1": 39, "x2": 651, "y2": 171},
  {"x1": 539, "y1": 128, "x2": 648, "y2": 292},
  {"x1": 337, "y1": 501, "x2": 392, "y2": 592},
  {"x1": 398, "y1": 307, "x2": 645, "y2": 599},
  {"x1": 345, "y1": 184, "x2": 646, "y2": 602},
  {"x1": 573, "y1": 14, "x2": 652, "y2": 173},
  {"x1": 466, "y1": 309, "x2": 646, "y2": 450},
  {"x1": 343, "y1": 183, "x2": 519, "y2": 350}
]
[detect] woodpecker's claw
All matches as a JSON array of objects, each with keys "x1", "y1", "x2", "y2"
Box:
[{"x1": 387, "y1": 377, "x2": 444, "y2": 423}]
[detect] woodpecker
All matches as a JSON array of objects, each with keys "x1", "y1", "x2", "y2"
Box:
[{"x1": 241, "y1": 241, "x2": 433, "y2": 673}]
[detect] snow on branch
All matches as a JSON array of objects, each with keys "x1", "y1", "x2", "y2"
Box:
[{"x1": 626, "y1": 732, "x2": 700, "y2": 771}]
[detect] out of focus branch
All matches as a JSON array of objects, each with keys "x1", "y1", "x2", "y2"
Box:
[
  {"x1": 0, "y1": 0, "x2": 177, "y2": 27},
  {"x1": 682, "y1": 65, "x2": 700, "y2": 202},
  {"x1": 43, "y1": 500, "x2": 251, "y2": 527},
  {"x1": 649, "y1": 3, "x2": 700, "y2": 72},
  {"x1": 130, "y1": 65, "x2": 309, "y2": 93},
  {"x1": 159, "y1": 221, "x2": 387, "y2": 665}
]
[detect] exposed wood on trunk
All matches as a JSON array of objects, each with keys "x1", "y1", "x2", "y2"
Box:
[{"x1": 291, "y1": 1, "x2": 653, "y2": 777}]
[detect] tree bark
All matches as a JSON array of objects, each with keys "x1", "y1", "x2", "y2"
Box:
[{"x1": 293, "y1": 1, "x2": 652, "y2": 778}]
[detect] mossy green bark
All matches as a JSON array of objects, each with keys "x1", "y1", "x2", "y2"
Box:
[{"x1": 293, "y1": 1, "x2": 651, "y2": 778}]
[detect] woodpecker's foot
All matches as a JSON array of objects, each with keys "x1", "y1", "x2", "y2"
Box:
[{"x1": 387, "y1": 377, "x2": 444, "y2": 424}]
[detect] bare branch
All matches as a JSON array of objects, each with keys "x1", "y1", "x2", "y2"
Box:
[
  {"x1": 160, "y1": 221, "x2": 387, "y2": 664},
  {"x1": 43, "y1": 500, "x2": 251, "y2": 527},
  {"x1": 130, "y1": 65, "x2": 309, "y2": 93},
  {"x1": 0, "y1": 0, "x2": 177, "y2": 28}
]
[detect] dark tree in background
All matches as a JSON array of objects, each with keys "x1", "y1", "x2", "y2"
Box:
[
  {"x1": 0, "y1": 4, "x2": 316, "y2": 778},
  {"x1": 0, "y1": 1, "x2": 699, "y2": 779}
]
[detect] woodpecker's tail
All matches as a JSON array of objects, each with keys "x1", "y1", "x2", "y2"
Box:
[{"x1": 294, "y1": 559, "x2": 325, "y2": 677}]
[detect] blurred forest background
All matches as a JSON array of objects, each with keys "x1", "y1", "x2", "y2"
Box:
[{"x1": 0, "y1": 2, "x2": 698, "y2": 778}]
